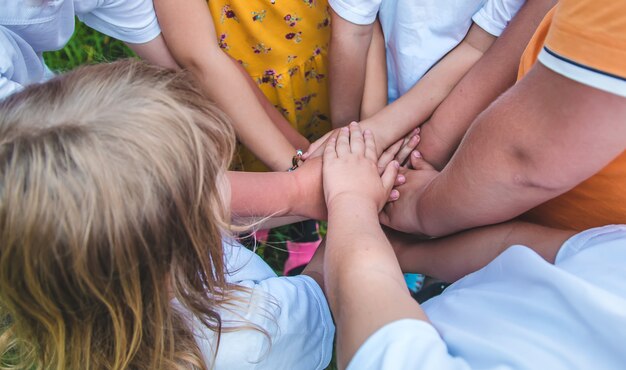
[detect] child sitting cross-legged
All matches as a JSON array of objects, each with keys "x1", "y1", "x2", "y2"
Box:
[{"x1": 0, "y1": 60, "x2": 334, "y2": 370}]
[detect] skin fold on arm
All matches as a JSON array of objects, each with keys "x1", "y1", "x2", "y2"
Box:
[
  {"x1": 382, "y1": 64, "x2": 626, "y2": 237},
  {"x1": 417, "y1": 0, "x2": 558, "y2": 169}
]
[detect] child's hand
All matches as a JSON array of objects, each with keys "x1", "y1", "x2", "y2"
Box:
[
  {"x1": 322, "y1": 122, "x2": 399, "y2": 212},
  {"x1": 377, "y1": 128, "x2": 420, "y2": 172},
  {"x1": 379, "y1": 150, "x2": 439, "y2": 235}
]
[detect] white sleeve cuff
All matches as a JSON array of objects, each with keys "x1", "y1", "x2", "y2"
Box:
[
  {"x1": 538, "y1": 47, "x2": 626, "y2": 98},
  {"x1": 329, "y1": 0, "x2": 379, "y2": 25},
  {"x1": 348, "y1": 319, "x2": 471, "y2": 370},
  {"x1": 76, "y1": 0, "x2": 162, "y2": 44},
  {"x1": 472, "y1": 0, "x2": 525, "y2": 37}
]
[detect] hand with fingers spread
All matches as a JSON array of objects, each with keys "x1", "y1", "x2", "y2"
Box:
[
  {"x1": 377, "y1": 127, "x2": 420, "y2": 172},
  {"x1": 304, "y1": 122, "x2": 421, "y2": 165},
  {"x1": 322, "y1": 122, "x2": 400, "y2": 212},
  {"x1": 379, "y1": 150, "x2": 440, "y2": 235}
]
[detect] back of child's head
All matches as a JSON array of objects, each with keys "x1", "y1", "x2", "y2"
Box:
[{"x1": 0, "y1": 59, "x2": 235, "y2": 370}]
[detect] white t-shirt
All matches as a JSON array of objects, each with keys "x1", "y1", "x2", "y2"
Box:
[
  {"x1": 189, "y1": 240, "x2": 335, "y2": 369},
  {"x1": 0, "y1": 0, "x2": 161, "y2": 99},
  {"x1": 348, "y1": 225, "x2": 626, "y2": 370},
  {"x1": 329, "y1": 0, "x2": 525, "y2": 102}
]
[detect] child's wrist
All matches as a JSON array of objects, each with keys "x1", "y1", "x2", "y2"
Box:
[{"x1": 326, "y1": 193, "x2": 379, "y2": 215}]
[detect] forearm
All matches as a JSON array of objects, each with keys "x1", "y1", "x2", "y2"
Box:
[
  {"x1": 391, "y1": 222, "x2": 575, "y2": 282},
  {"x1": 302, "y1": 239, "x2": 325, "y2": 291},
  {"x1": 417, "y1": 65, "x2": 626, "y2": 237},
  {"x1": 155, "y1": 0, "x2": 297, "y2": 171},
  {"x1": 126, "y1": 34, "x2": 179, "y2": 69},
  {"x1": 326, "y1": 198, "x2": 426, "y2": 369},
  {"x1": 359, "y1": 18, "x2": 387, "y2": 120},
  {"x1": 360, "y1": 23, "x2": 495, "y2": 155},
  {"x1": 228, "y1": 171, "x2": 298, "y2": 218},
  {"x1": 418, "y1": 0, "x2": 557, "y2": 169},
  {"x1": 228, "y1": 157, "x2": 324, "y2": 220},
  {"x1": 329, "y1": 11, "x2": 374, "y2": 128},
  {"x1": 192, "y1": 54, "x2": 298, "y2": 170}
]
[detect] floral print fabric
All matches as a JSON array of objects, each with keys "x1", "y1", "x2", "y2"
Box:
[{"x1": 208, "y1": 0, "x2": 332, "y2": 171}]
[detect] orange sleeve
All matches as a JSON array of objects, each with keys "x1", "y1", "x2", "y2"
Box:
[
  {"x1": 518, "y1": 0, "x2": 626, "y2": 97},
  {"x1": 519, "y1": 0, "x2": 626, "y2": 231},
  {"x1": 545, "y1": 0, "x2": 626, "y2": 80}
]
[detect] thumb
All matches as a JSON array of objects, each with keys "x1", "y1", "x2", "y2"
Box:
[
  {"x1": 381, "y1": 160, "x2": 400, "y2": 194},
  {"x1": 409, "y1": 150, "x2": 435, "y2": 171},
  {"x1": 303, "y1": 130, "x2": 333, "y2": 159}
]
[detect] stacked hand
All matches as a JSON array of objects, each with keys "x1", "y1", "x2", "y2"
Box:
[
  {"x1": 299, "y1": 121, "x2": 439, "y2": 237},
  {"x1": 322, "y1": 122, "x2": 400, "y2": 212},
  {"x1": 304, "y1": 122, "x2": 421, "y2": 168},
  {"x1": 379, "y1": 150, "x2": 439, "y2": 235}
]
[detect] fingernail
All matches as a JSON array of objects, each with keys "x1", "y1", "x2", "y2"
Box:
[
  {"x1": 393, "y1": 161, "x2": 400, "y2": 168},
  {"x1": 350, "y1": 121, "x2": 358, "y2": 126},
  {"x1": 397, "y1": 174, "x2": 405, "y2": 183},
  {"x1": 391, "y1": 189, "x2": 399, "y2": 199},
  {"x1": 416, "y1": 127, "x2": 421, "y2": 134},
  {"x1": 341, "y1": 127, "x2": 349, "y2": 132},
  {"x1": 410, "y1": 136, "x2": 419, "y2": 145},
  {"x1": 364, "y1": 129, "x2": 372, "y2": 135},
  {"x1": 413, "y1": 150, "x2": 421, "y2": 158}
]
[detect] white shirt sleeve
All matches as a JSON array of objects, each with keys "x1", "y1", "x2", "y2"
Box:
[
  {"x1": 76, "y1": 0, "x2": 161, "y2": 44},
  {"x1": 0, "y1": 26, "x2": 44, "y2": 100},
  {"x1": 348, "y1": 319, "x2": 472, "y2": 370},
  {"x1": 201, "y1": 240, "x2": 335, "y2": 370},
  {"x1": 472, "y1": 0, "x2": 526, "y2": 37},
  {"x1": 328, "y1": 0, "x2": 382, "y2": 25}
]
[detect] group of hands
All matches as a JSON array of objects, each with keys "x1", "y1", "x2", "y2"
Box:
[{"x1": 296, "y1": 122, "x2": 438, "y2": 236}]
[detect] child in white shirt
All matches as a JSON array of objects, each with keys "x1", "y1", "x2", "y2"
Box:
[
  {"x1": 0, "y1": 59, "x2": 333, "y2": 370},
  {"x1": 0, "y1": 0, "x2": 177, "y2": 99}
]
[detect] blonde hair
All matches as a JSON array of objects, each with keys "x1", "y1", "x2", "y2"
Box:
[{"x1": 0, "y1": 59, "x2": 238, "y2": 369}]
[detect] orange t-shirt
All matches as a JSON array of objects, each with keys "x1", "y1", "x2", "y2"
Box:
[{"x1": 518, "y1": 0, "x2": 626, "y2": 231}]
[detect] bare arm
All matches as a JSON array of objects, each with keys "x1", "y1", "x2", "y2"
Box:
[
  {"x1": 125, "y1": 34, "x2": 179, "y2": 69},
  {"x1": 309, "y1": 22, "x2": 496, "y2": 159},
  {"x1": 227, "y1": 157, "x2": 325, "y2": 221},
  {"x1": 417, "y1": 0, "x2": 557, "y2": 169},
  {"x1": 359, "y1": 18, "x2": 387, "y2": 120},
  {"x1": 329, "y1": 9, "x2": 375, "y2": 128},
  {"x1": 388, "y1": 222, "x2": 575, "y2": 283},
  {"x1": 414, "y1": 64, "x2": 626, "y2": 237},
  {"x1": 154, "y1": 0, "x2": 306, "y2": 171},
  {"x1": 359, "y1": 23, "x2": 496, "y2": 155},
  {"x1": 323, "y1": 124, "x2": 423, "y2": 369}
]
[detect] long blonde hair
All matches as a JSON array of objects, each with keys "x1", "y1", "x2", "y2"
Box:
[{"x1": 0, "y1": 59, "x2": 237, "y2": 369}]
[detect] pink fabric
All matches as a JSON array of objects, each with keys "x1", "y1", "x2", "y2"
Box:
[
  {"x1": 253, "y1": 229, "x2": 270, "y2": 244},
  {"x1": 284, "y1": 239, "x2": 321, "y2": 275}
]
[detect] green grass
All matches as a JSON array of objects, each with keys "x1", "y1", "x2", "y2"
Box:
[{"x1": 43, "y1": 18, "x2": 136, "y2": 72}]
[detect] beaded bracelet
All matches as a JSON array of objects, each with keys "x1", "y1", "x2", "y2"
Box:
[{"x1": 287, "y1": 149, "x2": 304, "y2": 172}]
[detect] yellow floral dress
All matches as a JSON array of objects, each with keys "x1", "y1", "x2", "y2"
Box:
[{"x1": 208, "y1": 0, "x2": 332, "y2": 171}]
